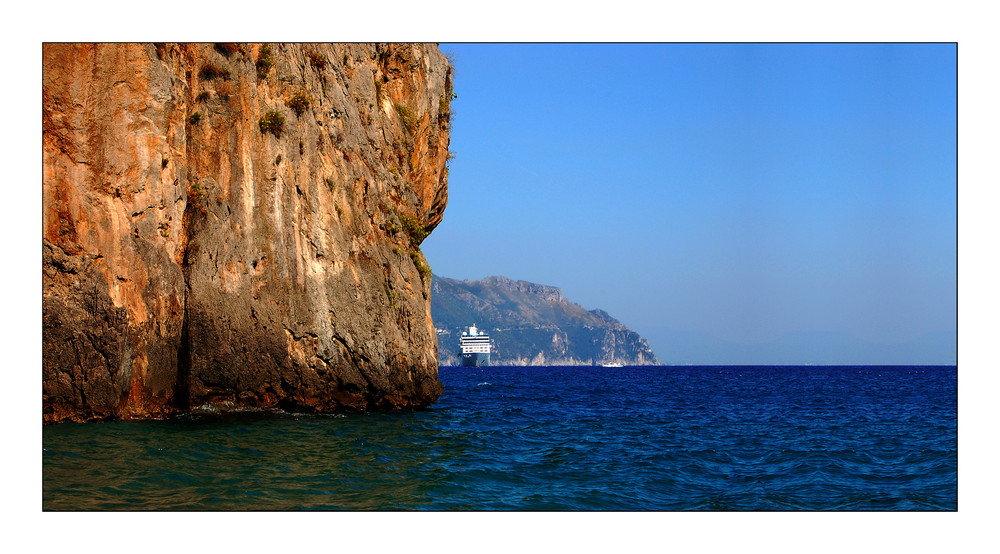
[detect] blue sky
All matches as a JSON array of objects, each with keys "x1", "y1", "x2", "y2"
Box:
[{"x1": 423, "y1": 43, "x2": 956, "y2": 365}]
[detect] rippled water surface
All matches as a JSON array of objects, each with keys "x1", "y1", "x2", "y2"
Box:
[{"x1": 43, "y1": 365, "x2": 956, "y2": 510}]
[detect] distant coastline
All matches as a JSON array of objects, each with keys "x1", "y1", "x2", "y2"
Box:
[{"x1": 431, "y1": 274, "x2": 658, "y2": 366}]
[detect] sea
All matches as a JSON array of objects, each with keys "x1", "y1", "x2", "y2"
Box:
[{"x1": 42, "y1": 365, "x2": 957, "y2": 511}]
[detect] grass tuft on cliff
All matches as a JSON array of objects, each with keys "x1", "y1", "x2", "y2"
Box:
[
  {"x1": 259, "y1": 110, "x2": 285, "y2": 138},
  {"x1": 395, "y1": 104, "x2": 417, "y2": 134}
]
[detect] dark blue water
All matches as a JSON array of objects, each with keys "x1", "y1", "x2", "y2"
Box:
[{"x1": 43, "y1": 365, "x2": 956, "y2": 510}]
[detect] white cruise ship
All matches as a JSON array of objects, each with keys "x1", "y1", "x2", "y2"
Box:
[{"x1": 459, "y1": 325, "x2": 491, "y2": 367}]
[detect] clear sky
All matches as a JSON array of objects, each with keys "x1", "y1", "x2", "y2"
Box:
[
  {"x1": 424, "y1": 44, "x2": 957, "y2": 364},
  {"x1": 425, "y1": 43, "x2": 956, "y2": 365}
]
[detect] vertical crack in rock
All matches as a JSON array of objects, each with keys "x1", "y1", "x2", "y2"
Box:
[{"x1": 176, "y1": 183, "x2": 198, "y2": 412}]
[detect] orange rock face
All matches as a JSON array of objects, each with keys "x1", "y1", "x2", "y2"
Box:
[{"x1": 42, "y1": 43, "x2": 452, "y2": 423}]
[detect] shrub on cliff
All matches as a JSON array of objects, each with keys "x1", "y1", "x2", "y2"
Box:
[
  {"x1": 411, "y1": 250, "x2": 431, "y2": 281},
  {"x1": 199, "y1": 63, "x2": 231, "y2": 81},
  {"x1": 258, "y1": 110, "x2": 285, "y2": 138},
  {"x1": 285, "y1": 92, "x2": 311, "y2": 117},
  {"x1": 439, "y1": 95, "x2": 451, "y2": 122},
  {"x1": 398, "y1": 212, "x2": 429, "y2": 247},
  {"x1": 307, "y1": 51, "x2": 328, "y2": 70},
  {"x1": 188, "y1": 182, "x2": 208, "y2": 216},
  {"x1": 256, "y1": 44, "x2": 274, "y2": 79},
  {"x1": 214, "y1": 43, "x2": 242, "y2": 58},
  {"x1": 439, "y1": 81, "x2": 456, "y2": 124}
]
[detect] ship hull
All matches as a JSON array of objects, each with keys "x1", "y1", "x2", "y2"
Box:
[{"x1": 460, "y1": 352, "x2": 491, "y2": 367}]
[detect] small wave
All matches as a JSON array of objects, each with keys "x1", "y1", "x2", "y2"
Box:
[
  {"x1": 190, "y1": 402, "x2": 268, "y2": 415},
  {"x1": 477, "y1": 382, "x2": 492, "y2": 387}
]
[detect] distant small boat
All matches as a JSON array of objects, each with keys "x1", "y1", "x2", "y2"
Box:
[{"x1": 601, "y1": 359, "x2": 623, "y2": 368}]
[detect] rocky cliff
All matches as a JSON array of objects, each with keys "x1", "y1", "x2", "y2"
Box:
[
  {"x1": 42, "y1": 43, "x2": 453, "y2": 423},
  {"x1": 432, "y1": 275, "x2": 658, "y2": 366}
]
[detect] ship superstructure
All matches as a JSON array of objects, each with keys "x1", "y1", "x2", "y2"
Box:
[{"x1": 459, "y1": 324, "x2": 492, "y2": 367}]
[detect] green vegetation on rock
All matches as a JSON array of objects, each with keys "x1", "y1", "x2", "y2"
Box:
[
  {"x1": 258, "y1": 110, "x2": 285, "y2": 137},
  {"x1": 394, "y1": 104, "x2": 417, "y2": 134},
  {"x1": 307, "y1": 50, "x2": 328, "y2": 70},
  {"x1": 398, "y1": 212, "x2": 429, "y2": 247},
  {"x1": 256, "y1": 44, "x2": 274, "y2": 79},
  {"x1": 199, "y1": 63, "x2": 230, "y2": 81},
  {"x1": 286, "y1": 91, "x2": 311, "y2": 117}
]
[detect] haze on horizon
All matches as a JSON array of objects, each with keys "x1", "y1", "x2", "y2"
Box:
[{"x1": 422, "y1": 43, "x2": 956, "y2": 365}]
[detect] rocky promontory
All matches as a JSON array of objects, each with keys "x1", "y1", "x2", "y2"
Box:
[
  {"x1": 43, "y1": 43, "x2": 453, "y2": 423},
  {"x1": 432, "y1": 275, "x2": 658, "y2": 366}
]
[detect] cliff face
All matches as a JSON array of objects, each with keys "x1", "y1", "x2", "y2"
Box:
[
  {"x1": 431, "y1": 275, "x2": 658, "y2": 366},
  {"x1": 42, "y1": 43, "x2": 452, "y2": 423}
]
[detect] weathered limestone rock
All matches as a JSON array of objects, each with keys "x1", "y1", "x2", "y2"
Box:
[{"x1": 42, "y1": 43, "x2": 452, "y2": 423}]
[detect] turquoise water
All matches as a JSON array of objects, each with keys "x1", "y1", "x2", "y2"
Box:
[{"x1": 43, "y1": 365, "x2": 957, "y2": 510}]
